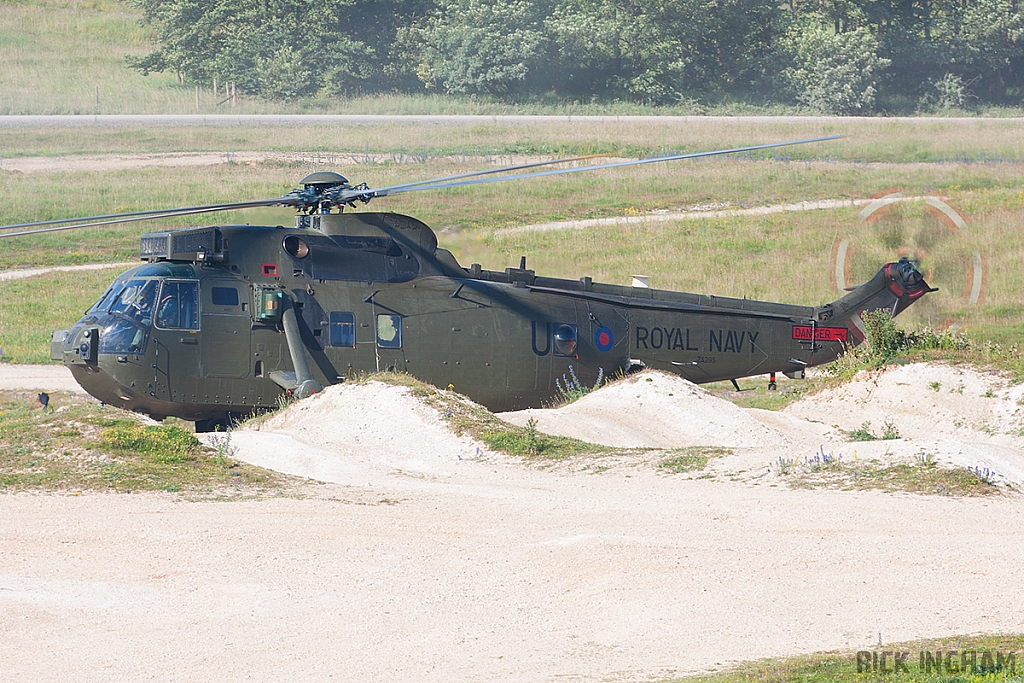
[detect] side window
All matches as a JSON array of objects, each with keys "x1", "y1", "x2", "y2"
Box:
[
  {"x1": 211, "y1": 287, "x2": 239, "y2": 306},
  {"x1": 376, "y1": 314, "x2": 402, "y2": 349},
  {"x1": 329, "y1": 312, "x2": 356, "y2": 347},
  {"x1": 157, "y1": 281, "x2": 199, "y2": 330},
  {"x1": 553, "y1": 324, "x2": 578, "y2": 357}
]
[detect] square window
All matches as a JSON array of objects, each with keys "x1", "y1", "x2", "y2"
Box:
[
  {"x1": 211, "y1": 287, "x2": 239, "y2": 306},
  {"x1": 156, "y1": 281, "x2": 199, "y2": 330},
  {"x1": 329, "y1": 312, "x2": 356, "y2": 347},
  {"x1": 376, "y1": 314, "x2": 402, "y2": 349}
]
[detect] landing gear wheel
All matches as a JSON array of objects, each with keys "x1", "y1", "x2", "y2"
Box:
[{"x1": 768, "y1": 372, "x2": 777, "y2": 391}]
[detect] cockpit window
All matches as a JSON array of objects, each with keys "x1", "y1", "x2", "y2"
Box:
[
  {"x1": 89, "y1": 280, "x2": 126, "y2": 313},
  {"x1": 109, "y1": 279, "x2": 159, "y2": 326},
  {"x1": 156, "y1": 281, "x2": 199, "y2": 330},
  {"x1": 100, "y1": 318, "x2": 148, "y2": 355},
  {"x1": 134, "y1": 263, "x2": 195, "y2": 278}
]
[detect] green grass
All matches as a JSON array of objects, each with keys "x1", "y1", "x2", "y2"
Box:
[
  {"x1": 0, "y1": 0, "x2": 186, "y2": 115},
  {"x1": 10, "y1": 118, "x2": 1024, "y2": 161},
  {"x1": 4, "y1": 116, "x2": 1024, "y2": 367},
  {"x1": 0, "y1": 390, "x2": 287, "y2": 492},
  {"x1": 0, "y1": 267, "x2": 125, "y2": 363},
  {"x1": 845, "y1": 420, "x2": 901, "y2": 442},
  {"x1": 675, "y1": 633, "x2": 1024, "y2": 683},
  {"x1": 658, "y1": 446, "x2": 732, "y2": 473},
  {"x1": 704, "y1": 378, "x2": 808, "y2": 410}
]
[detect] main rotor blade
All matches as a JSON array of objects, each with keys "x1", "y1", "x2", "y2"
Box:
[
  {"x1": 0, "y1": 207, "x2": 233, "y2": 238},
  {"x1": 0, "y1": 154, "x2": 615, "y2": 236},
  {"x1": 344, "y1": 136, "x2": 843, "y2": 202},
  {"x1": 0, "y1": 136, "x2": 843, "y2": 238},
  {"x1": 377, "y1": 152, "x2": 616, "y2": 192},
  {"x1": 0, "y1": 197, "x2": 294, "y2": 237}
]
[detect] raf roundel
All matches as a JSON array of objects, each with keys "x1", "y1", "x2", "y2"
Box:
[{"x1": 595, "y1": 327, "x2": 614, "y2": 352}]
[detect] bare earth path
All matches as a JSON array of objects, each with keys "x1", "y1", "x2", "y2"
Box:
[
  {"x1": 2, "y1": 473, "x2": 1023, "y2": 683},
  {"x1": 2, "y1": 366, "x2": 1024, "y2": 682}
]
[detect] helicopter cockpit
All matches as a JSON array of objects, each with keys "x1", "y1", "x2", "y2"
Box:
[{"x1": 58, "y1": 262, "x2": 200, "y2": 362}]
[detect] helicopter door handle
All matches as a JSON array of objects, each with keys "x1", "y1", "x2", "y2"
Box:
[{"x1": 180, "y1": 337, "x2": 198, "y2": 345}]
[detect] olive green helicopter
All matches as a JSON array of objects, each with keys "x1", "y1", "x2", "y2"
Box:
[{"x1": 0, "y1": 137, "x2": 932, "y2": 431}]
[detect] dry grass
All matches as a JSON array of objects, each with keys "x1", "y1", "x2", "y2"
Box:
[{"x1": 6, "y1": 118, "x2": 1024, "y2": 160}]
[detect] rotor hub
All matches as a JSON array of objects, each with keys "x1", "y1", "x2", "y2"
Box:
[{"x1": 299, "y1": 171, "x2": 349, "y2": 190}]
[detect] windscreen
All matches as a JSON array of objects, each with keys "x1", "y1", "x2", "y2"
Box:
[{"x1": 108, "y1": 279, "x2": 159, "y2": 326}]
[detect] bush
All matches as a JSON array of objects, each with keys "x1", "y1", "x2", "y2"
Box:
[
  {"x1": 861, "y1": 309, "x2": 970, "y2": 358},
  {"x1": 777, "y1": 24, "x2": 889, "y2": 114},
  {"x1": 553, "y1": 365, "x2": 604, "y2": 405},
  {"x1": 934, "y1": 73, "x2": 968, "y2": 109}
]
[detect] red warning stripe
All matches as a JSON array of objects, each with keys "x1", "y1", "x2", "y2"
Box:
[{"x1": 792, "y1": 326, "x2": 848, "y2": 342}]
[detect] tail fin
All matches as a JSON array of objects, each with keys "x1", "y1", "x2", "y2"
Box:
[{"x1": 819, "y1": 257, "x2": 933, "y2": 345}]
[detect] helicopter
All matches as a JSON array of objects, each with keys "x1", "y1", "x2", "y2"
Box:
[{"x1": 1, "y1": 137, "x2": 932, "y2": 432}]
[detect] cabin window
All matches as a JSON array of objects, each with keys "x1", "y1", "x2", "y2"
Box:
[
  {"x1": 211, "y1": 287, "x2": 239, "y2": 307},
  {"x1": 376, "y1": 314, "x2": 402, "y2": 349},
  {"x1": 156, "y1": 281, "x2": 199, "y2": 330},
  {"x1": 329, "y1": 312, "x2": 356, "y2": 347},
  {"x1": 553, "y1": 324, "x2": 578, "y2": 357}
]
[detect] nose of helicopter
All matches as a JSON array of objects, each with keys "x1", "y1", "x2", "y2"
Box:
[{"x1": 53, "y1": 321, "x2": 142, "y2": 413}]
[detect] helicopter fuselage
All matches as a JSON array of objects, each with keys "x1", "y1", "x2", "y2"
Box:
[{"x1": 52, "y1": 212, "x2": 930, "y2": 429}]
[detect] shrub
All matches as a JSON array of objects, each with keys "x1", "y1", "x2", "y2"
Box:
[
  {"x1": 777, "y1": 25, "x2": 889, "y2": 114},
  {"x1": 862, "y1": 310, "x2": 970, "y2": 358}
]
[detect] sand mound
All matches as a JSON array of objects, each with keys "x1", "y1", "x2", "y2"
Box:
[
  {"x1": 242, "y1": 381, "x2": 489, "y2": 479},
  {"x1": 784, "y1": 362, "x2": 1024, "y2": 485},
  {"x1": 499, "y1": 370, "x2": 784, "y2": 448},
  {"x1": 787, "y1": 362, "x2": 1024, "y2": 439}
]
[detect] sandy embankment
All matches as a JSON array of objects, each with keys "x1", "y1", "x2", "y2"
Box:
[{"x1": 2, "y1": 363, "x2": 1024, "y2": 683}]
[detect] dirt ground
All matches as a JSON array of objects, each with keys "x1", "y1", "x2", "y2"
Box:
[{"x1": 2, "y1": 363, "x2": 1024, "y2": 682}]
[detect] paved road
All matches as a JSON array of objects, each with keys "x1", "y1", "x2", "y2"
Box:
[{"x1": 2, "y1": 114, "x2": 1022, "y2": 127}]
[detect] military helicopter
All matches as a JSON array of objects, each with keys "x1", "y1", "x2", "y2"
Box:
[{"x1": 1, "y1": 137, "x2": 932, "y2": 431}]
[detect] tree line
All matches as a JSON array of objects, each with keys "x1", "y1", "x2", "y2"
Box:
[{"x1": 128, "y1": 0, "x2": 1024, "y2": 113}]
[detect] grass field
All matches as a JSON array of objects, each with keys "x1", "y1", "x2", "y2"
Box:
[
  {"x1": 4, "y1": 117, "x2": 1024, "y2": 160},
  {"x1": 3, "y1": 121, "x2": 1023, "y2": 364}
]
